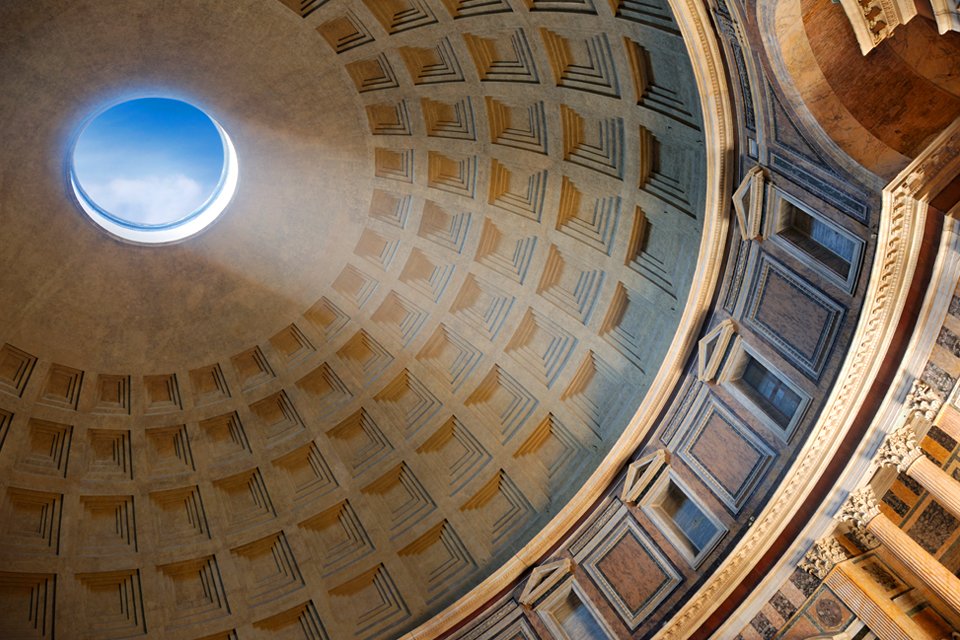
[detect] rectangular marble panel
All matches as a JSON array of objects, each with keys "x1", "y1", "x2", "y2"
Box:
[
  {"x1": 672, "y1": 387, "x2": 776, "y2": 513},
  {"x1": 574, "y1": 503, "x2": 681, "y2": 630},
  {"x1": 744, "y1": 253, "x2": 845, "y2": 380}
]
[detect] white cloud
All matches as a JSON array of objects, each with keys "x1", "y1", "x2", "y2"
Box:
[{"x1": 85, "y1": 174, "x2": 206, "y2": 226}]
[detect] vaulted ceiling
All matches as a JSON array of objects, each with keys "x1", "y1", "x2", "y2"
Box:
[{"x1": 0, "y1": 1, "x2": 708, "y2": 638}]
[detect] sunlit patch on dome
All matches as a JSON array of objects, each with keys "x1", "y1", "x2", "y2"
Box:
[{"x1": 70, "y1": 97, "x2": 238, "y2": 244}]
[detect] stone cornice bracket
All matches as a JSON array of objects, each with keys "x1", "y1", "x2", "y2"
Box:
[
  {"x1": 837, "y1": 0, "x2": 918, "y2": 55},
  {"x1": 837, "y1": 486, "x2": 881, "y2": 530},
  {"x1": 799, "y1": 536, "x2": 849, "y2": 580},
  {"x1": 905, "y1": 379, "x2": 942, "y2": 422},
  {"x1": 877, "y1": 424, "x2": 922, "y2": 473}
]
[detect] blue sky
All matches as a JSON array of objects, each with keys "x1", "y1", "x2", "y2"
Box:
[{"x1": 72, "y1": 98, "x2": 226, "y2": 227}]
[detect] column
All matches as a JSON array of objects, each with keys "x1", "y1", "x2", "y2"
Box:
[
  {"x1": 838, "y1": 486, "x2": 960, "y2": 614},
  {"x1": 877, "y1": 424, "x2": 960, "y2": 521},
  {"x1": 935, "y1": 404, "x2": 960, "y2": 442},
  {"x1": 801, "y1": 536, "x2": 944, "y2": 639}
]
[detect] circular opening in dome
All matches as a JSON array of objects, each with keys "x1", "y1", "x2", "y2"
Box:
[{"x1": 70, "y1": 97, "x2": 238, "y2": 244}]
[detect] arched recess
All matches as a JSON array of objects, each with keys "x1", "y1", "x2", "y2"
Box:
[{"x1": 755, "y1": 0, "x2": 960, "y2": 181}]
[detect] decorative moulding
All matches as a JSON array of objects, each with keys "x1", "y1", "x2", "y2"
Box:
[
  {"x1": 573, "y1": 503, "x2": 683, "y2": 630},
  {"x1": 655, "y1": 91, "x2": 960, "y2": 640},
  {"x1": 732, "y1": 165, "x2": 765, "y2": 241},
  {"x1": 403, "y1": 0, "x2": 735, "y2": 633},
  {"x1": 621, "y1": 449, "x2": 670, "y2": 504},
  {"x1": 517, "y1": 557, "x2": 573, "y2": 606},
  {"x1": 837, "y1": 0, "x2": 917, "y2": 55},
  {"x1": 697, "y1": 318, "x2": 736, "y2": 382}
]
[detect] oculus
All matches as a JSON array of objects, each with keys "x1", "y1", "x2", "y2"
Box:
[{"x1": 70, "y1": 97, "x2": 238, "y2": 244}]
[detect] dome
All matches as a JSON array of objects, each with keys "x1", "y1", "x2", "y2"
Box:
[
  {"x1": 0, "y1": 2, "x2": 712, "y2": 637},
  {"x1": 2, "y1": 1, "x2": 959, "y2": 639}
]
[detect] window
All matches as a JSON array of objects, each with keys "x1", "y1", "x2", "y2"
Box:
[
  {"x1": 70, "y1": 97, "x2": 238, "y2": 244},
  {"x1": 778, "y1": 202, "x2": 855, "y2": 278},
  {"x1": 657, "y1": 480, "x2": 720, "y2": 555},
  {"x1": 766, "y1": 190, "x2": 864, "y2": 292},
  {"x1": 720, "y1": 338, "x2": 809, "y2": 442},
  {"x1": 537, "y1": 579, "x2": 614, "y2": 640},
  {"x1": 642, "y1": 473, "x2": 725, "y2": 567},
  {"x1": 555, "y1": 591, "x2": 609, "y2": 640},
  {"x1": 739, "y1": 355, "x2": 802, "y2": 429}
]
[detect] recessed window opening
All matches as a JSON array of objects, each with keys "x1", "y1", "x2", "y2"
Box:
[
  {"x1": 70, "y1": 97, "x2": 238, "y2": 244},
  {"x1": 642, "y1": 472, "x2": 725, "y2": 567},
  {"x1": 738, "y1": 355, "x2": 802, "y2": 429},
  {"x1": 555, "y1": 590, "x2": 609, "y2": 640},
  {"x1": 657, "y1": 479, "x2": 718, "y2": 556},
  {"x1": 538, "y1": 581, "x2": 614, "y2": 640},
  {"x1": 778, "y1": 202, "x2": 855, "y2": 278},
  {"x1": 719, "y1": 338, "x2": 809, "y2": 442}
]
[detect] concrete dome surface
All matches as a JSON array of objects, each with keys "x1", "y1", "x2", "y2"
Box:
[{"x1": 0, "y1": 1, "x2": 712, "y2": 638}]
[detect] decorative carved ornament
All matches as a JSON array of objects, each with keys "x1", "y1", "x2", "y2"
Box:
[
  {"x1": 837, "y1": 0, "x2": 918, "y2": 55},
  {"x1": 697, "y1": 318, "x2": 736, "y2": 382},
  {"x1": 799, "y1": 536, "x2": 849, "y2": 580},
  {"x1": 837, "y1": 486, "x2": 881, "y2": 530},
  {"x1": 621, "y1": 449, "x2": 670, "y2": 504},
  {"x1": 929, "y1": 0, "x2": 960, "y2": 34},
  {"x1": 905, "y1": 379, "x2": 942, "y2": 422},
  {"x1": 876, "y1": 424, "x2": 922, "y2": 473},
  {"x1": 845, "y1": 524, "x2": 881, "y2": 552},
  {"x1": 518, "y1": 558, "x2": 573, "y2": 607}
]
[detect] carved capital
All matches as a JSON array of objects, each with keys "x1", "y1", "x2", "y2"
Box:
[
  {"x1": 877, "y1": 424, "x2": 922, "y2": 473},
  {"x1": 846, "y1": 525, "x2": 881, "y2": 552},
  {"x1": 799, "y1": 536, "x2": 849, "y2": 580},
  {"x1": 906, "y1": 379, "x2": 942, "y2": 422},
  {"x1": 837, "y1": 486, "x2": 881, "y2": 530}
]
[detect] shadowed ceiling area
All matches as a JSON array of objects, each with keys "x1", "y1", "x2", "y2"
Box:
[{"x1": 0, "y1": 0, "x2": 708, "y2": 638}]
